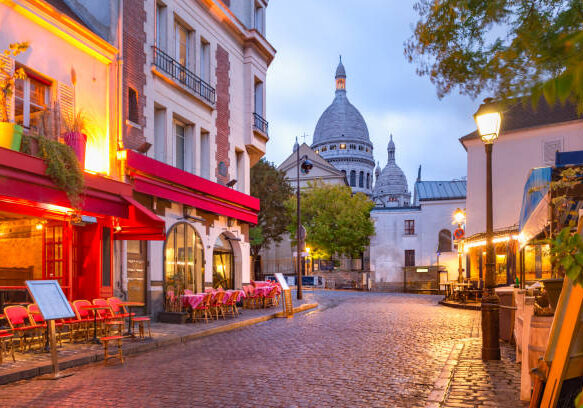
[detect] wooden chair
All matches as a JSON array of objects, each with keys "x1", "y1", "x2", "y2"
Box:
[
  {"x1": 224, "y1": 291, "x2": 240, "y2": 318},
  {"x1": 100, "y1": 334, "x2": 124, "y2": 365},
  {"x1": 193, "y1": 293, "x2": 212, "y2": 323},
  {"x1": 93, "y1": 299, "x2": 124, "y2": 336},
  {"x1": 0, "y1": 330, "x2": 15, "y2": 364},
  {"x1": 131, "y1": 317, "x2": 151, "y2": 339},
  {"x1": 4, "y1": 306, "x2": 43, "y2": 352},
  {"x1": 72, "y1": 300, "x2": 97, "y2": 341},
  {"x1": 210, "y1": 291, "x2": 225, "y2": 320}
]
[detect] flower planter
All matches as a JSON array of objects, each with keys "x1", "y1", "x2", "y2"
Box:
[
  {"x1": 63, "y1": 131, "x2": 87, "y2": 169},
  {"x1": 0, "y1": 122, "x2": 23, "y2": 151},
  {"x1": 157, "y1": 311, "x2": 189, "y2": 324},
  {"x1": 541, "y1": 278, "x2": 564, "y2": 312}
]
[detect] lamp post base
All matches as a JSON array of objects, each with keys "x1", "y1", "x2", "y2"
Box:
[{"x1": 481, "y1": 291, "x2": 501, "y2": 360}]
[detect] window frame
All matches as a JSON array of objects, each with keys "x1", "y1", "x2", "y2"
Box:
[
  {"x1": 404, "y1": 250, "x2": 415, "y2": 267},
  {"x1": 404, "y1": 220, "x2": 415, "y2": 235}
]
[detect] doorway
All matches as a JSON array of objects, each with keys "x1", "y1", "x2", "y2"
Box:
[{"x1": 127, "y1": 240, "x2": 147, "y2": 314}]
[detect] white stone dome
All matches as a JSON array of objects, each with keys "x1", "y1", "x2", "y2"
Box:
[{"x1": 373, "y1": 135, "x2": 410, "y2": 206}]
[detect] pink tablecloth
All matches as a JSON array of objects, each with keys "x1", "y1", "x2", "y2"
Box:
[
  {"x1": 223, "y1": 290, "x2": 246, "y2": 304},
  {"x1": 182, "y1": 294, "x2": 206, "y2": 309}
]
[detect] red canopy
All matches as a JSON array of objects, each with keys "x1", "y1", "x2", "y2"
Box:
[{"x1": 114, "y1": 196, "x2": 166, "y2": 241}]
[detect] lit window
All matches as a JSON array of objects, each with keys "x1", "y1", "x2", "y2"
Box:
[
  {"x1": 366, "y1": 147, "x2": 370, "y2": 152},
  {"x1": 340, "y1": 144, "x2": 346, "y2": 149},
  {"x1": 315, "y1": 150, "x2": 319, "y2": 154}
]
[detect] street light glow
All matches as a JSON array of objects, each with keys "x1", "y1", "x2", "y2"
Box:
[
  {"x1": 453, "y1": 208, "x2": 466, "y2": 225},
  {"x1": 474, "y1": 111, "x2": 501, "y2": 144}
]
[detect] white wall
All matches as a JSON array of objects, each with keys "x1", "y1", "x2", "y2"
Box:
[{"x1": 465, "y1": 120, "x2": 583, "y2": 237}]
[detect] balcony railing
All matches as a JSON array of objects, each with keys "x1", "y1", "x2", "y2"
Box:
[
  {"x1": 153, "y1": 46, "x2": 216, "y2": 105},
  {"x1": 253, "y1": 112, "x2": 268, "y2": 135}
]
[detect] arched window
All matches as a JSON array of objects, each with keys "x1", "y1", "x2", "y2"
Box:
[
  {"x1": 438, "y1": 229, "x2": 452, "y2": 253},
  {"x1": 366, "y1": 173, "x2": 370, "y2": 189},
  {"x1": 213, "y1": 234, "x2": 234, "y2": 289},
  {"x1": 359, "y1": 171, "x2": 364, "y2": 187},
  {"x1": 350, "y1": 170, "x2": 356, "y2": 187},
  {"x1": 164, "y1": 222, "x2": 205, "y2": 294}
]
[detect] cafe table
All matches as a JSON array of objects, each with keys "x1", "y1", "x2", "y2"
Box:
[
  {"x1": 82, "y1": 305, "x2": 111, "y2": 344},
  {"x1": 119, "y1": 301, "x2": 145, "y2": 337}
]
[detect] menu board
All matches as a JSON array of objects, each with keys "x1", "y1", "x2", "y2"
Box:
[
  {"x1": 274, "y1": 273, "x2": 290, "y2": 290},
  {"x1": 26, "y1": 280, "x2": 75, "y2": 320}
]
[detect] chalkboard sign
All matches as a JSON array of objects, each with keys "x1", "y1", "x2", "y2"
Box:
[{"x1": 26, "y1": 280, "x2": 75, "y2": 320}]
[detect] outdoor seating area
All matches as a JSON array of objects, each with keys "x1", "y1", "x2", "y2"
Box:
[
  {"x1": 0, "y1": 297, "x2": 149, "y2": 365},
  {"x1": 443, "y1": 280, "x2": 482, "y2": 304},
  {"x1": 165, "y1": 281, "x2": 282, "y2": 324}
]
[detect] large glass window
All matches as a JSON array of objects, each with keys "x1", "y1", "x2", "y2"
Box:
[
  {"x1": 164, "y1": 223, "x2": 204, "y2": 294},
  {"x1": 213, "y1": 234, "x2": 234, "y2": 289}
]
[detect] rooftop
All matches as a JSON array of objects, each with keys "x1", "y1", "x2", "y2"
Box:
[{"x1": 415, "y1": 180, "x2": 466, "y2": 201}]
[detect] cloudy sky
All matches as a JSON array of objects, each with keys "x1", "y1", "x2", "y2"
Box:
[{"x1": 264, "y1": 0, "x2": 480, "y2": 190}]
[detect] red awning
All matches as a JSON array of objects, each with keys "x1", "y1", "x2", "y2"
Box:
[
  {"x1": 126, "y1": 150, "x2": 260, "y2": 224},
  {"x1": 114, "y1": 196, "x2": 166, "y2": 241}
]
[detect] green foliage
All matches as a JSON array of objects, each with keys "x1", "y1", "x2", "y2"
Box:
[
  {"x1": 576, "y1": 389, "x2": 583, "y2": 408},
  {"x1": 37, "y1": 135, "x2": 85, "y2": 208},
  {"x1": 405, "y1": 1, "x2": 583, "y2": 112},
  {"x1": 249, "y1": 159, "x2": 294, "y2": 260},
  {"x1": 551, "y1": 227, "x2": 583, "y2": 285},
  {"x1": 0, "y1": 42, "x2": 29, "y2": 122},
  {"x1": 286, "y1": 181, "x2": 375, "y2": 259}
]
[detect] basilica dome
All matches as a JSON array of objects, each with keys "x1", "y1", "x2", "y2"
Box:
[
  {"x1": 311, "y1": 58, "x2": 375, "y2": 196},
  {"x1": 373, "y1": 135, "x2": 411, "y2": 207}
]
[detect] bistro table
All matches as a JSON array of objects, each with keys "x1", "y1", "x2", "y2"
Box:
[
  {"x1": 119, "y1": 302, "x2": 145, "y2": 338},
  {"x1": 182, "y1": 294, "x2": 206, "y2": 310},
  {"x1": 82, "y1": 305, "x2": 110, "y2": 344}
]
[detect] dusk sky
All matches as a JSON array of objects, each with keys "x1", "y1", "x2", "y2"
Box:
[{"x1": 265, "y1": 0, "x2": 480, "y2": 190}]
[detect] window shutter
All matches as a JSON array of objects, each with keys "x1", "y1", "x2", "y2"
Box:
[
  {"x1": 0, "y1": 55, "x2": 14, "y2": 122},
  {"x1": 56, "y1": 81, "x2": 74, "y2": 127},
  {"x1": 543, "y1": 140, "x2": 562, "y2": 165}
]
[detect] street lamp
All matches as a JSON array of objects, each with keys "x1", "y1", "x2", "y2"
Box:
[
  {"x1": 453, "y1": 208, "x2": 466, "y2": 283},
  {"x1": 474, "y1": 100, "x2": 502, "y2": 361},
  {"x1": 296, "y1": 140, "x2": 312, "y2": 300}
]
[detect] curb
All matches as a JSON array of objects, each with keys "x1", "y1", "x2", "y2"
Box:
[
  {"x1": 439, "y1": 300, "x2": 481, "y2": 311},
  {"x1": 0, "y1": 302, "x2": 319, "y2": 385}
]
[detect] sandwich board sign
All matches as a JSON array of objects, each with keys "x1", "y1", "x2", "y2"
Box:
[
  {"x1": 26, "y1": 280, "x2": 75, "y2": 379},
  {"x1": 274, "y1": 273, "x2": 293, "y2": 318}
]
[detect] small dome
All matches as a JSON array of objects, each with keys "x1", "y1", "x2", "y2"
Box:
[{"x1": 374, "y1": 135, "x2": 409, "y2": 196}]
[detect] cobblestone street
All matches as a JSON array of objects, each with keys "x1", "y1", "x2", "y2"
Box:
[{"x1": 0, "y1": 291, "x2": 523, "y2": 407}]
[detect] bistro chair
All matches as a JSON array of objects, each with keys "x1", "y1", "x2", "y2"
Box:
[
  {"x1": 72, "y1": 300, "x2": 98, "y2": 341},
  {"x1": 193, "y1": 293, "x2": 212, "y2": 323},
  {"x1": 224, "y1": 291, "x2": 239, "y2": 318},
  {"x1": 210, "y1": 291, "x2": 225, "y2": 320},
  {"x1": 27, "y1": 304, "x2": 62, "y2": 347},
  {"x1": 107, "y1": 297, "x2": 134, "y2": 319},
  {"x1": 4, "y1": 306, "x2": 43, "y2": 352},
  {"x1": 93, "y1": 299, "x2": 124, "y2": 336},
  {"x1": 0, "y1": 330, "x2": 15, "y2": 364},
  {"x1": 131, "y1": 316, "x2": 152, "y2": 339},
  {"x1": 242, "y1": 285, "x2": 259, "y2": 309},
  {"x1": 59, "y1": 302, "x2": 87, "y2": 343}
]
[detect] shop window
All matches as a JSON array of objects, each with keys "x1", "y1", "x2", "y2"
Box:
[
  {"x1": 213, "y1": 234, "x2": 234, "y2": 289},
  {"x1": 44, "y1": 223, "x2": 65, "y2": 287},
  {"x1": 405, "y1": 250, "x2": 415, "y2": 267},
  {"x1": 438, "y1": 229, "x2": 452, "y2": 252},
  {"x1": 128, "y1": 87, "x2": 139, "y2": 124},
  {"x1": 101, "y1": 227, "x2": 112, "y2": 287},
  {"x1": 350, "y1": 170, "x2": 356, "y2": 187},
  {"x1": 404, "y1": 220, "x2": 415, "y2": 235},
  {"x1": 359, "y1": 171, "x2": 364, "y2": 188},
  {"x1": 14, "y1": 68, "x2": 50, "y2": 132},
  {"x1": 164, "y1": 222, "x2": 204, "y2": 294}
]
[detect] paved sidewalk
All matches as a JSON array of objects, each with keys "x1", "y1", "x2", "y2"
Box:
[{"x1": 0, "y1": 294, "x2": 317, "y2": 385}]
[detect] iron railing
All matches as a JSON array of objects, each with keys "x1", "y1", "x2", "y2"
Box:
[
  {"x1": 253, "y1": 112, "x2": 268, "y2": 135},
  {"x1": 153, "y1": 46, "x2": 216, "y2": 105}
]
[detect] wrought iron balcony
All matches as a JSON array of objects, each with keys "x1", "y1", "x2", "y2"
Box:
[
  {"x1": 153, "y1": 46, "x2": 216, "y2": 105},
  {"x1": 253, "y1": 112, "x2": 268, "y2": 135}
]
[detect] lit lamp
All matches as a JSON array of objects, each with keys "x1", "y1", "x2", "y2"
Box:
[
  {"x1": 474, "y1": 100, "x2": 502, "y2": 361},
  {"x1": 452, "y1": 208, "x2": 466, "y2": 283}
]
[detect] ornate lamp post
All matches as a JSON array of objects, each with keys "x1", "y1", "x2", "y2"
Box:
[
  {"x1": 453, "y1": 208, "x2": 466, "y2": 283},
  {"x1": 295, "y1": 141, "x2": 312, "y2": 300},
  {"x1": 474, "y1": 101, "x2": 502, "y2": 361}
]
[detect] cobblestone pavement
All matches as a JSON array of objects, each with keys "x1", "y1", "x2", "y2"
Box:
[{"x1": 0, "y1": 291, "x2": 524, "y2": 408}]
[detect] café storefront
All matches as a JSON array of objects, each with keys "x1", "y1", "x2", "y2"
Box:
[{"x1": 0, "y1": 147, "x2": 165, "y2": 307}]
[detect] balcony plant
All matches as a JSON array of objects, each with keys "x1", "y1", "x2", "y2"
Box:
[
  {"x1": 0, "y1": 42, "x2": 28, "y2": 151},
  {"x1": 62, "y1": 111, "x2": 88, "y2": 169}
]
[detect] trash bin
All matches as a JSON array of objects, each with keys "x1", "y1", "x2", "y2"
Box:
[{"x1": 496, "y1": 286, "x2": 516, "y2": 343}]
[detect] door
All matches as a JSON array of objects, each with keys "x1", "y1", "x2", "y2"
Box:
[
  {"x1": 127, "y1": 240, "x2": 147, "y2": 314},
  {"x1": 43, "y1": 221, "x2": 71, "y2": 297}
]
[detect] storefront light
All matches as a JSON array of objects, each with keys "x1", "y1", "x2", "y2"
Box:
[{"x1": 35, "y1": 222, "x2": 43, "y2": 230}]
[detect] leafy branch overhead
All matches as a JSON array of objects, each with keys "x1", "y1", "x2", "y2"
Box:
[{"x1": 405, "y1": 1, "x2": 583, "y2": 111}]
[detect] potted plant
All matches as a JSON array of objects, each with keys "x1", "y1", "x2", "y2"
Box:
[
  {"x1": 0, "y1": 42, "x2": 28, "y2": 151},
  {"x1": 62, "y1": 111, "x2": 88, "y2": 170}
]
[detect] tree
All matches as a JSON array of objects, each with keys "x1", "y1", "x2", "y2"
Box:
[
  {"x1": 249, "y1": 158, "x2": 294, "y2": 278},
  {"x1": 405, "y1": 1, "x2": 583, "y2": 111},
  {"x1": 286, "y1": 181, "x2": 375, "y2": 260}
]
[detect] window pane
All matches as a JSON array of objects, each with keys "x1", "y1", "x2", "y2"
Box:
[
  {"x1": 176, "y1": 123, "x2": 185, "y2": 170},
  {"x1": 102, "y1": 227, "x2": 111, "y2": 287}
]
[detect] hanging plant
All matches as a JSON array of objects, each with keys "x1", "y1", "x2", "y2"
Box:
[{"x1": 37, "y1": 134, "x2": 84, "y2": 208}]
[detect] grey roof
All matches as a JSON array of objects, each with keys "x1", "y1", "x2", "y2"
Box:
[
  {"x1": 312, "y1": 93, "x2": 370, "y2": 144},
  {"x1": 415, "y1": 180, "x2": 466, "y2": 201},
  {"x1": 335, "y1": 58, "x2": 346, "y2": 78}
]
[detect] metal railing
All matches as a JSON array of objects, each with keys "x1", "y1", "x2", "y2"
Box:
[
  {"x1": 253, "y1": 112, "x2": 268, "y2": 135},
  {"x1": 153, "y1": 46, "x2": 216, "y2": 105}
]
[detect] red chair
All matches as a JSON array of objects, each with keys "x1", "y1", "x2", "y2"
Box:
[
  {"x1": 193, "y1": 293, "x2": 212, "y2": 323},
  {"x1": 93, "y1": 299, "x2": 124, "y2": 336},
  {"x1": 60, "y1": 302, "x2": 88, "y2": 343},
  {"x1": 210, "y1": 291, "x2": 225, "y2": 320},
  {"x1": 73, "y1": 300, "x2": 100, "y2": 341},
  {"x1": 224, "y1": 291, "x2": 240, "y2": 317},
  {"x1": 4, "y1": 306, "x2": 43, "y2": 351},
  {"x1": 107, "y1": 297, "x2": 133, "y2": 319}
]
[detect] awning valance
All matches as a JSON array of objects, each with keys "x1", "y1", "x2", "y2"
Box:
[
  {"x1": 518, "y1": 167, "x2": 551, "y2": 246},
  {"x1": 114, "y1": 196, "x2": 166, "y2": 241},
  {"x1": 126, "y1": 150, "x2": 260, "y2": 224}
]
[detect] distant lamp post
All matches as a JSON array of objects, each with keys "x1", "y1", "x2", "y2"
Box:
[
  {"x1": 453, "y1": 208, "x2": 466, "y2": 283},
  {"x1": 474, "y1": 100, "x2": 502, "y2": 361},
  {"x1": 296, "y1": 140, "x2": 313, "y2": 300}
]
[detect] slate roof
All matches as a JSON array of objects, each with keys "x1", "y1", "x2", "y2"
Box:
[
  {"x1": 415, "y1": 180, "x2": 466, "y2": 201},
  {"x1": 461, "y1": 98, "x2": 582, "y2": 145}
]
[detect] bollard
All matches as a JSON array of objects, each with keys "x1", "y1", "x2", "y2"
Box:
[{"x1": 481, "y1": 292, "x2": 501, "y2": 360}]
